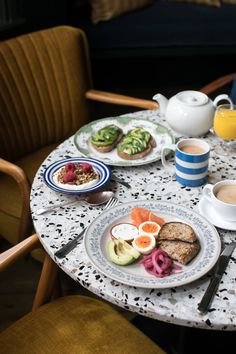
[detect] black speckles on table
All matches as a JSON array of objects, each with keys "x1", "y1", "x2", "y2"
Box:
[{"x1": 31, "y1": 110, "x2": 236, "y2": 331}]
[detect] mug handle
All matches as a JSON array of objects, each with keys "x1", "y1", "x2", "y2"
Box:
[
  {"x1": 202, "y1": 184, "x2": 214, "y2": 202},
  {"x1": 161, "y1": 144, "x2": 176, "y2": 175},
  {"x1": 213, "y1": 94, "x2": 234, "y2": 109}
]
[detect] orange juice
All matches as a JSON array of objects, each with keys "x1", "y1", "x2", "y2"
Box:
[{"x1": 214, "y1": 108, "x2": 236, "y2": 140}]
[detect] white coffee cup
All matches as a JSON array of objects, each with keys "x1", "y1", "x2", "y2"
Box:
[{"x1": 202, "y1": 180, "x2": 236, "y2": 221}]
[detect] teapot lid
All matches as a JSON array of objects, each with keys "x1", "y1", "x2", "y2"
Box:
[{"x1": 176, "y1": 91, "x2": 208, "y2": 106}]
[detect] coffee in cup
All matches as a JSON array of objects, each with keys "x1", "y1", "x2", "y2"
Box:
[
  {"x1": 161, "y1": 138, "x2": 210, "y2": 187},
  {"x1": 202, "y1": 180, "x2": 236, "y2": 221},
  {"x1": 215, "y1": 184, "x2": 236, "y2": 205},
  {"x1": 180, "y1": 145, "x2": 206, "y2": 155}
]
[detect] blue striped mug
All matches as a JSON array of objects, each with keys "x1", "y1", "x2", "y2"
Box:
[{"x1": 161, "y1": 138, "x2": 210, "y2": 187}]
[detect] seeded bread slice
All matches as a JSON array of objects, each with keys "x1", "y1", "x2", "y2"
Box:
[
  {"x1": 91, "y1": 132, "x2": 123, "y2": 153},
  {"x1": 117, "y1": 137, "x2": 156, "y2": 160},
  {"x1": 158, "y1": 240, "x2": 200, "y2": 265},
  {"x1": 117, "y1": 141, "x2": 153, "y2": 160},
  {"x1": 157, "y1": 222, "x2": 197, "y2": 243}
]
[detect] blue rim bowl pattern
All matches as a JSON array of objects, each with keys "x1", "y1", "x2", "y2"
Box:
[{"x1": 43, "y1": 157, "x2": 111, "y2": 195}]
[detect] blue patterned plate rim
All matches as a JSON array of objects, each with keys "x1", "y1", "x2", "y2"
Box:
[
  {"x1": 84, "y1": 200, "x2": 221, "y2": 289},
  {"x1": 43, "y1": 157, "x2": 111, "y2": 195}
]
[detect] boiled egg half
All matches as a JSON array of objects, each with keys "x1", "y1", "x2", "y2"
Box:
[
  {"x1": 138, "y1": 221, "x2": 160, "y2": 238},
  {"x1": 132, "y1": 234, "x2": 156, "y2": 255}
]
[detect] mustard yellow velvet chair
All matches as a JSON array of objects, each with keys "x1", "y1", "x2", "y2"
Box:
[
  {"x1": 0, "y1": 234, "x2": 165, "y2": 354},
  {"x1": 0, "y1": 25, "x2": 158, "y2": 258}
]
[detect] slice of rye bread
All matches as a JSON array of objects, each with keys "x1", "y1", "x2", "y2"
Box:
[
  {"x1": 117, "y1": 137, "x2": 156, "y2": 160},
  {"x1": 91, "y1": 132, "x2": 123, "y2": 153},
  {"x1": 157, "y1": 222, "x2": 197, "y2": 243},
  {"x1": 158, "y1": 240, "x2": 200, "y2": 265}
]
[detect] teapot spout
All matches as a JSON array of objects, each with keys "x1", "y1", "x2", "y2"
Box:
[{"x1": 152, "y1": 93, "x2": 168, "y2": 116}]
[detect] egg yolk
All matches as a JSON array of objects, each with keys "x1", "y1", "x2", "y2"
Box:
[
  {"x1": 135, "y1": 236, "x2": 152, "y2": 248},
  {"x1": 142, "y1": 223, "x2": 158, "y2": 234}
]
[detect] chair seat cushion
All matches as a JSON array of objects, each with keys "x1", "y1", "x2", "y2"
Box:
[
  {"x1": 0, "y1": 295, "x2": 165, "y2": 354},
  {"x1": 0, "y1": 144, "x2": 58, "y2": 246}
]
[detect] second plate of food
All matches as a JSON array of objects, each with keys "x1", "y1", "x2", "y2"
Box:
[
  {"x1": 74, "y1": 116, "x2": 175, "y2": 166},
  {"x1": 84, "y1": 200, "x2": 221, "y2": 288}
]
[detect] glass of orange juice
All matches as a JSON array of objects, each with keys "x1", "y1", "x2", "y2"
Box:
[{"x1": 213, "y1": 104, "x2": 236, "y2": 156}]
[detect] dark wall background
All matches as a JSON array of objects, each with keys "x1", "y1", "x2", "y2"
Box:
[{"x1": 0, "y1": 0, "x2": 235, "y2": 102}]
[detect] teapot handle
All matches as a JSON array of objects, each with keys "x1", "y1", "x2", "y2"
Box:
[{"x1": 213, "y1": 94, "x2": 234, "y2": 109}]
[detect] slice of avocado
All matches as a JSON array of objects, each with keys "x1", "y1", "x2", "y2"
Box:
[
  {"x1": 117, "y1": 238, "x2": 140, "y2": 260},
  {"x1": 91, "y1": 125, "x2": 122, "y2": 147},
  {"x1": 107, "y1": 240, "x2": 135, "y2": 265}
]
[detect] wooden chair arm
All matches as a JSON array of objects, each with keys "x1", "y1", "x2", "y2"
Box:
[
  {"x1": 0, "y1": 233, "x2": 40, "y2": 272},
  {"x1": 0, "y1": 158, "x2": 28, "y2": 184},
  {"x1": 85, "y1": 89, "x2": 159, "y2": 110},
  {"x1": 0, "y1": 158, "x2": 32, "y2": 242},
  {"x1": 200, "y1": 73, "x2": 236, "y2": 95},
  {"x1": 0, "y1": 233, "x2": 59, "y2": 310}
]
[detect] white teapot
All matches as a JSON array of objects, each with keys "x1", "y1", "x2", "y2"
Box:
[{"x1": 153, "y1": 91, "x2": 233, "y2": 137}]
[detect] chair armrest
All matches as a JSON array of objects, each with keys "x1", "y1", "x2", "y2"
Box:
[
  {"x1": 200, "y1": 73, "x2": 236, "y2": 95},
  {"x1": 0, "y1": 233, "x2": 40, "y2": 272},
  {"x1": 85, "y1": 89, "x2": 159, "y2": 110},
  {"x1": 0, "y1": 158, "x2": 32, "y2": 242},
  {"x1": 0, "y1": 233, "x2": 58, "y2": 310}
]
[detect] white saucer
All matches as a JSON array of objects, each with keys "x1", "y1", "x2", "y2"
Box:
[{"x1": 198, "y1": 196, "x2": 236, "y2": 231}]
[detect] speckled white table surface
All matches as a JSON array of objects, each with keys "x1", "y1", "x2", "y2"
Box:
[{"x1": 31, "y1": 110, "x2": 236, "y2": 331}]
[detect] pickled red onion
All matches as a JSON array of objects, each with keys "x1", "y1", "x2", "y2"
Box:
[{"x1": 139, "y1": 249, "x2": 181, "y2": 278}]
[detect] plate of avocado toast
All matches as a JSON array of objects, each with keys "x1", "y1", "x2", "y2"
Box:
[{"x1": 74, "y1": 116, "x2": 174, "y2": 166}]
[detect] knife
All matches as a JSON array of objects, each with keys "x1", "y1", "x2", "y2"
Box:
[
  {"x1": 111, "y1": 175, "x2": 131, "y2": 189},
  {"x1": 198, "y1": 242, "x2": 236, "y2": 314},
  {"x1": 54, "y1": 227, "x2": 87, "y2": 259}
]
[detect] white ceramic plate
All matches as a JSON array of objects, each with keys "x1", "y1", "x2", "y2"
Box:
[
  {"x1": 84, "y1": 200, "x2": 221, "y2": 288},
  {"x1": 198, "y1": 196, "x2": 236, "y2": 231},
  {"x1": 43, "y1": 157, "x2": 111, "y2": 195},
  {"x1": 74, "y1": 116, "x2": 174, "y2": 166}
]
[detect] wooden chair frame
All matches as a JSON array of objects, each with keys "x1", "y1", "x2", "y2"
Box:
[
  {"x1": 200, "y1": 72, "x2": 236, "y2": 95},
  {"x1": 0, "y1": 233, "x2": 58, "y2": 310}
]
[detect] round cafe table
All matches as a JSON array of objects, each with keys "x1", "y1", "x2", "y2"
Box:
[{"x1": 31, "y1": 110, "x2": 236, "y2": 331}]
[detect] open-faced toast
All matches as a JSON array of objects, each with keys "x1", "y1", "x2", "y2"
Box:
[
  {"x1": 158, "y1": 222, "x2": 197, "y2": 243},
  {"x1": 117, "y1": 127, "x2": 156, "y2": 160},
  {"x1": 91, "y1": 124, "x2": 123, "y2": 153},
  {"x1": 157, "y1": 239, "x2": 200, "y2": 265},
  {"x1": 157, "y1": 221, "x2": 200, "y2": 265}
]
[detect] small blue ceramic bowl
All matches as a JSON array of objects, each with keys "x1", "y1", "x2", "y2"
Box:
[{"x1": 43, "y1": 157, "x2": 111, "y2": 195}]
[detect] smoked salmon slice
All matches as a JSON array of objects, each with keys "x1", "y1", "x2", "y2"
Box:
[
  {"x1": 148, "y1": 212, "x2": 165, "y2": 226},
  {"x1": 131, "y1": 208, "x2": 144, "y2": 227},
  {"x1": 131, "y1": 207, "x2": 165, "y2": 227}
]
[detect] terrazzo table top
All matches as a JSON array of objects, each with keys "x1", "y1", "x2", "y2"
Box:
[{"x1": 31, "y1": 110, "x2": 236, "y2": 331}]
